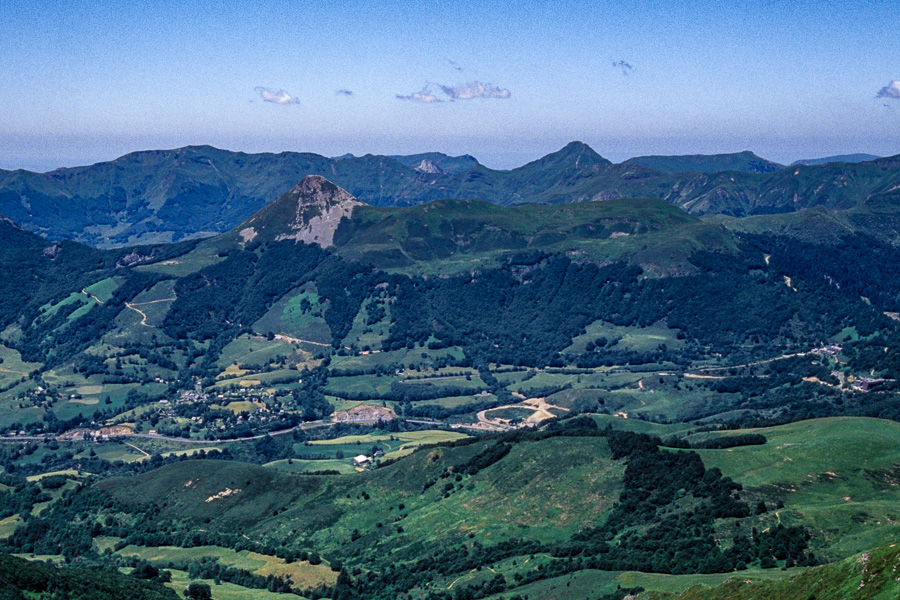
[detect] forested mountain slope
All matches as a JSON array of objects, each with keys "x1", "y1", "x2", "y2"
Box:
[{"x1": 3, "y1": 143, "x2": 900, "y2": 246}]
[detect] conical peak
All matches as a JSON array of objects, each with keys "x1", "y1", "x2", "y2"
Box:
[
  {"x1": 238, "y1": 175, "x2": 361, "y2": 248},
  {"x1": 288, "y1": 175, "x2": 356, "y2": 204}
]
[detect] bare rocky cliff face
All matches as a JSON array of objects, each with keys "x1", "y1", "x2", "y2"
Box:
[
  {"x1": 237, "y1": 175, "x2": 361, "y2": 248},
  {"x1": 414, "y1": 159, "x2": 444, "y2": 174}
]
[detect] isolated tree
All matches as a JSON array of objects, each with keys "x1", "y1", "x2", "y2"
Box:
[{"x1": 186, "y1": 581, "x2": 212, "y2": 599}]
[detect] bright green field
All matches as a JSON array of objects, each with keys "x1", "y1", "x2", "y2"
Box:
[
  {"x1": 0, "y1": 344, "x2": 40, "y2": 388},
  {"x1": 483, "y1": 566, "x2": 799, "y2": 600},
  {"x1": 217, "y1": 335, "x2": 297, "y2": 369},
  {"x1": 0, "y1": 515, "x2": 20, "y2": 539},
  {"x1": 266, "y1": 458, "x2": 358, "y2": 474},
  {"x1": 564, "y1": 319, "x2": 684, "y2": 354},
  {"x1": 666, "y1": 543, "x2": 900, "y2": 600},
  {"x1": 251, "y1": 285, "x2": 332, "y2": 344},
  {"x1": 165, "y1": 569, "x2": 290, "y2": 600},
  {"x1": 135, "y1": 242, "x2": 227, "y2": 277},
  {"x1": 116, "y1": 544, "x2": 336, "y2": 588},
  {"x1": 309, "y1": 430, "x2": 468, "y2": 461},
  {"x1": 83, "y1": 277, "x2": 122, "y2": 303},
  {"x1": 696, "y1": 417, "x2": 900, "y2": 558}
]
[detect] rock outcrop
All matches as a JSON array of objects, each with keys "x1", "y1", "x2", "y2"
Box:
[{"x1": 236, "y1": 175, "x2": 361, "y2": 248}]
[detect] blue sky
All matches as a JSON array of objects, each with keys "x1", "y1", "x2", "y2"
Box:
[{"x1": 2, "y1": 0, "x2": 899, "y2": 171}]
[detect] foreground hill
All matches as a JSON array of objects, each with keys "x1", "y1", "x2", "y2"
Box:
[
  {"x1": 0, "y1": 551, "x2": 177, "y2": 600},
  {"x1": 3, "y1": 143, "x2": 900, "y2": 246},
  {"x1": 6, "y1": 416, "x2": 900, "y2": 598},
  {"x1": 658, "y1": 544, "x2": 900, "y2": 600}
]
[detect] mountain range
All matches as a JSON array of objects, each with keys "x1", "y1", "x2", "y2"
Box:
[
  {"x1": 4, "y1": 156, "x2": 900, "y2": 599},
  {"x1": 1, "y1": 142, "x2": 897, "y2": 248}
]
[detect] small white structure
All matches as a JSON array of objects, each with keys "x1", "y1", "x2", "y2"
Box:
[{"x1": 353, "y1": 454, "x2": 371, "y2": 466}]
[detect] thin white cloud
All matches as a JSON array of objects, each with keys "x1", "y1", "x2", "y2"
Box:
[
  {"x1": 439, "y1": 81, "x2": 511, "y2": 100},
  {"x1": 255, "y1": 87, "x2": 300, "y2": 105},
  {"x1": 877, "y1": 80, "x2": 900, "y2": 99},
  {"x1": 396, "y1": 89, "x2": 443, "y2": 103}
]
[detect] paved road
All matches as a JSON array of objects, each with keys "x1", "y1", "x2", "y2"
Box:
[
  {"x1": 0, "y1": 422, "x2": 332, "y2": 445},
  {"x1": 0, "y1": 415, "x2": 497, "y2": 445}
]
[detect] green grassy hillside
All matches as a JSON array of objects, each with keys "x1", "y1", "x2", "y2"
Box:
[
  {"x1": 96, "y1": 433, "x2": 624, "y2": 566},
  {"x1": 693, "y1": 417, "x2": 900, "y2": 559},
  {"x1": 0, "y1": 551, "x2": 178, "y2": 600},
  {"x1": 660, "y1": 544, "x2": 900, "y2": 600},
  {"x1": 332, "y1": 196, "x2": 734, "y2": 274}
]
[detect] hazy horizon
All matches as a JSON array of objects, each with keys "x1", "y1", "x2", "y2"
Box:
[
  {"x1": 3, "y1": 0, "x2": 899, "y2": 173},
  {"x1": 0, "y1": 141, "x2": 887, "y2": 175}
]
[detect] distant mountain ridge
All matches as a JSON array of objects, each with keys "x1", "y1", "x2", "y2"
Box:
[
  {"x1": 623, "y1": 150, "x2": 784, "y2": 174},
  {"x1": 2, "y1": 142, "x2": 900, "y2": 247},
  {"x1": 790, "y1": 153, "x2": 881, "y2": 166}
]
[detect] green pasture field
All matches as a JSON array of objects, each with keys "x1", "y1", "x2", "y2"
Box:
[
  {"x1": 591, "y1": 414, "x2": 697, "y2": 436},
  {"x1": 109, "y1": 403, "x2": 160, "y2": 425},
  {"x1": 36, "y1": 292, "x2": 88, "y2": 320},
  {"x1": 323, "y1": 373, "x2": 396, "y2": 397},
  {"x1": 327, "y1": 345, "x2": 466, "y2": 372},
  {"x1": 380, "y1": 436, "x2": 623, "y2": 549},
  {"x1": 411, "y1": 394, "x2": 492, "y2": 409},
  {"x1": 307, "y1": 430, "x2": 467, "y2": 461},
  {"x1": 266, "y1": 458, "x2": 358, "y2": 474},
  {"x1": 341, "y1": 296, "x2": 392, "y2": 350},
  {"x1": 213, "y1": 400, "x2": 262, "y2": 414},
  {"x1": 252, "y1": 287, "x2": 332, "y2": 344},
  {"x1": 46, "y1": 382, "x2": 166, "y2": 422},
  {"x1": 216, "y1": 335, "x2": 297, "y2": 369},
  {"x1": 396, "y1": 375, "x2": 485, "y2": 390},
  {"x1": 106, "y1": 307, "x2": 176, "y2": 345},
  {"x1": 38, "y1": 367, "x2": 96, "y2": 387},
  {"x1": 83, "y1": 277, "x2": 122, "y2": 303},
  {"x1": 294, "y1": 440, "x2": 386, "y2": 460},
  {"x1": 326, "y1": 398, "x2": 371, "y2": 411},
  {"x1": 130, "y1": 279, "x2": 178, "y2": 304},
  {"x1": 0, "y1": 344, "x2": 40, "y2": 385},
  {"x1": 116, "y1": 544, "x2": 337, "y2": 588},
  {"x1": 0, "y1": 515, "x2": 20, "y2": 539},
  {"x1": 484, "y1": 565, "x2": 798, "y2": 600},
  {"x1": 490, "y1": 369, "x2": 530, "y2": 386},
  {"x1": 164, "y1": 570, "x2": 292, "y2": 600},
  {"x1": 325, "y1": 372, "x2": 485, "y2": 401},
  {"x1": 29, "y1": 479, "x2": 80, "y2": 516},
  {"x1": 25, "y1": 469, "x2": 82, "y2": 482},
  {"x1": 115, "y1": 437, "x2": 223, "y2": 456},
  {"x1": 130, "y1": 298, "x2": 175, "y2": 328},
  {"x1": 695, "y1": 417, "x2": 900, "y2": 559},
  {"x1": 484, "y1": 407, "x2": 534, "y2": 421},
  {"x1": 0, "y1": 398, "x2": 43, "y2": 429},
  {"x1": 134, "y1": 242, "x2": 227, "y2": 277},
  {"x1": 564, "y1": 319, "x2": 685, "y2": 354},
  {"x1": 507, "y1": 371, "x2": 581, "y2": 395},
  {"x1": 90, "y1": 442, "x2": 149, "y2": 463}
]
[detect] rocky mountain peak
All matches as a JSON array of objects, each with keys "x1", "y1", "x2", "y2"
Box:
[
  {"x1": 287, "y1": 175, "x2": 356, "y2": 204},
  {"x1": 237, "y1": 175, "x2": 361, "y2": 248},
  {"x1": 414, "y1": 159, "x2": 444, "y2": 175}
]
